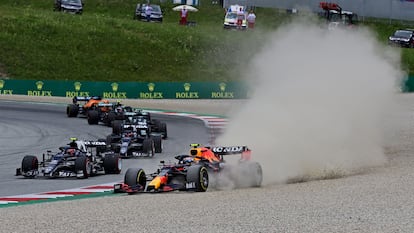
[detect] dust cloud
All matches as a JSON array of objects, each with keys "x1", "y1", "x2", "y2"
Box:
[{"x1": 217, "y1": 21, "x2": 404, "y2": 185}]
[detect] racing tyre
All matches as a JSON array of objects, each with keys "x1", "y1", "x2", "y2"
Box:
[
  {"x1": 112, "y1": 120, "x2": 123, "y2": 135},
  {"x1": 152, "y1": 119, "x2": 160, "y2": 128},
  {"x1": 236, "y1": 162, "x2": 263, "y2": 188},
  {"x1": 105, "y1": 112, "x2": 116, "y2": 127},
  {"x1": 87, "y1": 110, "x2": 100, "y2": 125},
  {"x1": 106, "y1": 134, "x2": 120, "y2": 144},
  {"x1": 21, "y1": 155, "x2": 38, "y2": 177},
  {"x1": 160, "y1": 122, "x2": 167, "y2": 139},
  {"x1": 66, "y1": 104, "x2": 79, "y2": 117},
  {"x1": 152, "y1": 135, "x2": 162, "y2": 153},
  {"x1": 75, "y1": 156, "x2": 91, "y2": 179},
  {"x1": 186, "y1": 165, "x2": 209, "y2": 192},
  {"x1": 142, "y1": 138, "x2": 155, "y2": 157},
  {"x1": 103, "y1": 154, "x2": 122, "y2": 174},
  {"x1": 124, "y1": 167, "x2": 146, "y2": 188}
]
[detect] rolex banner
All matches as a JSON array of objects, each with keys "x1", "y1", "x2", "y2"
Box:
[{"x1": 0, "y1": 79, "x2": 249, "y2": 99}]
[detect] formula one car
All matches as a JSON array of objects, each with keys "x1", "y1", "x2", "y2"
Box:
[
  {"x1": 112, "y1": 109, "x2": 167, "y2": 139},
  {"x1": 66, "y1": 96, "x2": 105, "y2": 118},
  {"x1": 86, "y1": 102, "x2": 129, "y2": 126},
  {"x1": 113, "y1": 144, "x2": 262, "y2": 194},
  {"x1": 15, "y1": 138, "x2": 122, "y2": 179},
  {"x1": 107, "y1": 115, "x2": 162, "y2": 157}
]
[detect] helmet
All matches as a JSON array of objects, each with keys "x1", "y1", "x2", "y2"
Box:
[{"x1": 67, "y1": 148, "x2": 76, "y2": 156}]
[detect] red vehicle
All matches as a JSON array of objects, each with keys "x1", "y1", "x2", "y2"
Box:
[
  {"x1": 113, "y1": 144, "x2": 262, "y2": 194},
  {"x1": 319, "y1": 2, "x2": 358, "y2": 27}
]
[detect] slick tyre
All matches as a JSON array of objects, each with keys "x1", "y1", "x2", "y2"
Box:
[
  {"x1": 106, "y1": 134, "x2": 120, "y2": 144},
  {"x1": 103, "y1": 154, "x2": 122, "y2": 174},
  {"x1": 186, "y1": 165, "x2": 209, "y2": 192},
  {"x1": 87, "y1": 110, "x2": 100, "y2": 125},
  {"x1": 124, "y1": 167, "x2": 146, "y2": 188},
  {"x1": 21, "y1": 155, "x2": 38, "y2": 177},
  {"x1": 75, "y1": 156, "x2": 91, "y2": 179},
  {"x1": 106, "y1": 112, "x2": 116, "y2": 127},
  {"x1": 142, "y1": 138, "x2": 155, "y2": 157},
  {"x1": 112, "y1": 120, "x2": 123, "y2": 135},
  {"x1": 152, "y1": 135, "x2": 162, "y2": 153},
  {"x1": 236, "y1": 162, "x2": 263, "y2": 188},
  {"x1": 160, "y1": 122, "x2": 167, "y2": 139},
  {"x1": 66, "y1": 104, "x2": 79, "y2": 117}
]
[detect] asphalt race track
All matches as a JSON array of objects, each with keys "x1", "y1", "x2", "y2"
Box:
[
  {"x1": 2, "y1": 96, "x2": 414, "y2": 232},
  {"x1": 0, "y1": 100, "x2": 209, "y2": 197}
]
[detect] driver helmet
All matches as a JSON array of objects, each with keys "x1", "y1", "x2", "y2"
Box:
[{"x1": 67, "y1": 148, "x2": 76, "y2": 156}]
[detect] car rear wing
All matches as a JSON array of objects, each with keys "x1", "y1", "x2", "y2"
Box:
[
  {"x1": 96, "y1": 102, "x2": 114, "y2": 108},
  {"x1": 123, "y1": 123, "x2": 148, "y2": 129},
  {"x1": 211, "y1": 146, "x2": 251, "y2": 160},
  {"x1": 72, "y1": 96, "x2": 101, "y2": 103},
  {"x1": 83, "y1": 141, "x2": 107, "y2": 147}
]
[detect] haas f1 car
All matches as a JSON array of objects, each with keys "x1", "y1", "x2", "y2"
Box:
[
  {"x1": 16, "y1": 138, "x2": 122, "y2": 179},
  {"x1": 113, "y1": 144, "x2": 262, "y2": 194}
]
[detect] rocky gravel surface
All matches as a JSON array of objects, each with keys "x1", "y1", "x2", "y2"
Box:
[{"x1": 1, "y1": 94, "x2": 414, "y2": 233}]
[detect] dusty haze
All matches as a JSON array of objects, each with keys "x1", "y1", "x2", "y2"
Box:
[{"x1": 218, "y1": 21, "x2": 404, "y2": 185}]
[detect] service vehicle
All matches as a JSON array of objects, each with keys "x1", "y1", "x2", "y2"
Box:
[
  {"x1": 388, "y1": 29, "x2": 414, "y2": 48},
  {"x1": 223, "y1": 4, "x2": 247, "y2": 30},
  {"x1": 319, "y1": 2, "x2": 358, "y2": 29},
  {"x1": 54, "y1": 0, "x2": 84, "y2": 14},
  {"x1": 133, "y1": 3, "x2": 163, "y2": 22}
]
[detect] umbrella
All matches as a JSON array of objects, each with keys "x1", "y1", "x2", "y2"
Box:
[{"x1": 172, "y1": 5, "x2": 199, "y2": 12}]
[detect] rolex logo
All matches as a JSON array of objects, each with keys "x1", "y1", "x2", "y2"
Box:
[
  {"x1": 0, "y1": 80, "x2": 4, "y2": 89},
  {"x1": 219, "y1": 82, "x2": 226, "y2": 92},
  {"x1": 111, "y1": 82, "x2": 119, "y2": 92},
  {"x1": 184, "y1": 83, "x2": 191, "y2": 91},
  {"x1": 36, "y1": 81, "x2": 44, "y2": 90},
  {"x1": 148, "y1": 83, "x2": 155, "y2": 92},
  {"x1": 74, "y1": 82, "x2": 82, "y2": 91}
]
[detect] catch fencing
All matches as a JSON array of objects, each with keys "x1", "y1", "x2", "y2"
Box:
[{"x1": 223, "y1": 0, "x2": 414, "y2": 21}]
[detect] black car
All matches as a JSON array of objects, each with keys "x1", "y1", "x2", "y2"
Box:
[
  {"x1": 16, "y1": 138, "x2": 121, "y2": 179},
  {"x1": 133, "y1": 3, "x2": 163, "y2": 22},
  {"x1": 107, "y1": 116, "x2": 163, "y2": 158},
  {"x1": 54, "y1": 0, "x2": 84, "y2": 14},
  {"x1": 388, "y1": 29, "x2": 414, "y2": 48},
  {"x1": 112, "y1": 109, "x2": 167, "y2": 139}
]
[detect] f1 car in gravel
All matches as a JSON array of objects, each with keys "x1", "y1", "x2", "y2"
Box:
[
  {"x1": 113, "y1": 144, "x2": 262, "y2": 194},
  {"x1": 15, "y1": 138, "x2": 122, "y2": 179},
  {"x1": 107, "y1": 115, "x2": 162, "y2": 158}
]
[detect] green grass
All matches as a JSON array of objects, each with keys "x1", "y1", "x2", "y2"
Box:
[{"x1": 0, "y1": 0, "x2": 414, "y2": 82}]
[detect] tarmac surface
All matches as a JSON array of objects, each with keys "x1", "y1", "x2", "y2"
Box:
[{"x1": 1, "y1": 94, "x2": 414, "y2": 233}]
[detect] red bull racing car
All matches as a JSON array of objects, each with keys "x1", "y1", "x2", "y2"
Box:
[{"x1": 113, "y1": 144, "x2": 262, "y2": 194}]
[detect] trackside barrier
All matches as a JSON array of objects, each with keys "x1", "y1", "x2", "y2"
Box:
[{"x1": 0, "y1": 79, "x2": 249, "y2": 99}]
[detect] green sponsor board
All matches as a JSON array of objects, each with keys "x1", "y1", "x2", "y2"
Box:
[
  {"x1": 403, "y1": 76, "x2": 414, "y2": 92},
  {"x1": 0, "y1": 79, "x2": 249, "y2": 99}
]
